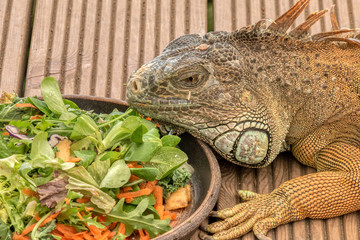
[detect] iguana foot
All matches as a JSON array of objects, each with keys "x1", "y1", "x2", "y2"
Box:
[{"x1": 200, "y1": 190, "x2": 295, "y2": 240}]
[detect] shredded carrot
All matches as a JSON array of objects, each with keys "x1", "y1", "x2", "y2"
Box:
[
  {"x1": 95, "y1": 214, "x2": 106, "y2": 222},
  {"x1": 101, "y1": 230, "x2": 111, "y2": 239},
  {"x1": 108, "y1": 222, "x2": 118, "y2": 231},
  {"x1": 68, "y1": 157, "x2": 82, "y2": 163},
  {"x1": 117, "y1": 222, "x2": 126, "y2": 236},
  {"x1": 126, "y1": 163, "x2": 135, "y2": 168},
  {"x1": 34, "y1": 213, "x2": 41, "y2": 221},
  {"x1": 122, "y1": 186, "x2": 133, "y2": 193},
  {"x1": 49, "y1": 229, "x2": 64, "y2": 237},
  {"x1": 88, "y1": 225, "x2": 103, "y2": 239},
  {"x1": 129, "y1": 161, "x2": 143, "y2": 168},
  {"x1": 145, "y1": 180, "x2": 158, "y2": 189},
  {"x1": 155, "y1": 205, "x2": 164, "y2": 219},
  {"x1": 2, "y1": 131, "x2": 9, "y2": 136},
  {"x1": 30, "y1": 115, "x2": 42, "y2": 120},
  {"x1": 163, "y1": 211, "x2": 177, "y2": 220},
  {"x1": 85, "y1": 207, "x2": 94, "y2": 212},
  {"x1": 77, "y1": 212, "x2": 84, "y2": 221},
  {"x1": 76, "y1": 197, "x2": 91, "y2": 203},
  {"x1": 65, "y1": 198, "x2": 70, "y2": 205},
  {"x1": 129, "y1": 174, "x2": 140, "y2": 182},
  {"x1": 138, "y1": 229, "x2": 151, "y2": 240},
  {"x1": 22, "y1": 187, "x2": 37, "y2": 198},
  {"x1": 41, "y1": 211, "x2": 60, "y2": 226},
  {"x1": 109, "y1": 231, "x2": 117, "y2": 238},
  {"x1": 153, "y1": 186, "x2": 163, "y2": 207},
  {"x1": 12, "y1": 234, "x2": 30, "y2": 240},
  {"x1": 15, "y1": 103, "x2": 37, "y2": 109},
  {"x1": 21, "y1": 211, "x2": 60, "y2": 236},
  {"x1": 116, "y1": 187, "x2": 153, "y2": 200},
  {"x1": 139, "y1": 181, "x2": 147, "y2": 189},
  {"x1": 56, "y1": 223, "x2": 77, "y2": 235},
  {"x1": 83, "y1": 234, "x2": 96, "y2": 240},
  {"x1": 125, "y1": 197, "x2": 135, "y2": 204},
  {"x1": 145, "y1": 117, "x2": 152, "y2": 121}
]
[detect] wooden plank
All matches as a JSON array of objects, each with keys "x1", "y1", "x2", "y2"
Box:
[
  {"x1": 0, "y1": 0, "x2": 33, "y2": 95},
  {"x1": 25, "y1": 0, "x2": 207, "y2": 99},
  {"x1": 213, "y1": 0, "x2": 359, "y2": 33},
  {"x1": 25, "y1": 0, "x2": 55, "y2": 96}
]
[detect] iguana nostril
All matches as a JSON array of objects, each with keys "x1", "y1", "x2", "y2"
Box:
[{"x1": 132, "y1": 80, "x2": 139, "y2": 93}]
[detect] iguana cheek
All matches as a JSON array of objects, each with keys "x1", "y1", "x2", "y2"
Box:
[{"x1": 235, "y1": 130, "x2": 269, "y2": 164}]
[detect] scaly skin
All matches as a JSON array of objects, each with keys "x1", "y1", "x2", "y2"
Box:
[{"x1": 126, "y1": 0, "x2": 360, "y2": 239}]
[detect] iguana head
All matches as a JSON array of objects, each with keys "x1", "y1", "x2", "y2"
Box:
[
  {"x1": 127, "y1": 0, "x2": 360, "y2": 167},
  {"x1": 126, "y1": 31, "x2": 285, "y2": 168}
]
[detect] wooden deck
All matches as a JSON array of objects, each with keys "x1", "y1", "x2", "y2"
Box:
[{"x1": 1, "y1": 0, "x2": 360, "y2": 239}]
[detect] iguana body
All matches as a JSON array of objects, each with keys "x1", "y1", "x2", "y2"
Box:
[{"x1": 126, "y1": 0, "x2": 360, "y2": 239}]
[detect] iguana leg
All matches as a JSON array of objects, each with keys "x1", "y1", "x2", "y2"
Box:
[{"x1": 200, "y1": 120, "x2": 360, "y2": 240}]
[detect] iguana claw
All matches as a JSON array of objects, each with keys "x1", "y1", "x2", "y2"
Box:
[{"x1": 201, "y1": 190, "x2": 294, "y2": 240}]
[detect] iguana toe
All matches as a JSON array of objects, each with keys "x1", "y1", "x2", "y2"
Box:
[{"x1": 203, "y1": 191, "x2": 293, "y2": 239}]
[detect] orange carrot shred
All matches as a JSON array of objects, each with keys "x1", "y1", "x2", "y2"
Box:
[
  {"x1": 145, "y1": 117, "x2": 152, "y2": 121},
  {"x1": 116, "y1": 188, "x2": 153, "y2": 201},
  {"x1": 30, "y1": 115, "x2": 42, "y2": 120},
  {"x1": 117, "y1": 222, "x2": 126, "y2": 236},
  {"x1": 129, "y1": 174, "x2": 140, "y2": 182},
  {"x1": 34, "y1": 213, "x2": 41, "y2": 221},
  {"x1": 76, "y1": 197, "x2": 91, "y2": 203},
  {"x1": 153, "y1": 186, "x2": 163, "y2": 207},
  {"x1": 68, "y1": 157, "x2": 82, "y2": 163},
  {"x1": 13, "y1": 234, "x2": 30, "y2": 240},
  {"x1": 15, "y1": 103, "x2": 37, "y2": 109},
  {"x1": 22, "y1": 187, "x2": 37, "y2": 197},
  {"x1": 76, "y1": 212, "x2": 84, "y2": 221},
  {"x1": 85, "y1": 207, "x2": 94, "y2": 212},
  {"x1": 125, "y1": 197, "x2": 135, "y2": 204},
  {"x1": 2, "y1": 132, "x2": 9, "y2": 136},
  {"x1": 88, "y1": 225, "x2": 103, "y2": 238},
  {"x1": 56, "y1": 223, "x2": 77, "y2": 234},
  {"x1": 108, "y1": 222, "x2": 118, "y2": 231},
  {"x1": 155, "y1": 205, "x2": 164, "y2": 219},
  {"x1": 138, "y1": 229, "x2": 150, "y2": 240},
  {"x1": 122, "y1": 186, "x2": 133, "y2": 193},
  {"x1": 65, "y1": 198, "x2": 70, "y2": 205},
  {"x1": 21, "y1": 211, "x2": 60, "y2": 236}
]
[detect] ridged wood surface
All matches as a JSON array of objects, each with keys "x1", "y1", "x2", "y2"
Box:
[
  {"x1": 5, "y1": 0, "x2": 359, "y2": 239},
  {"x1": 0, "y1": 0, "x2": 33, "y2": 95},
  {"x1": 213, "y1": 1, "x2": 360, "y2": 240},
  {"x1": 24, "y1": 0, "x2": 207, "y2": 98}
]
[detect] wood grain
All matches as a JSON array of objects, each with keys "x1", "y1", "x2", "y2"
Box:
[
  {"x1": 0, "y1": 0, "x2": 33, "y2": 95},
  {"x1": 25, "y1": 0, "x2": 207, "y2": 98}
]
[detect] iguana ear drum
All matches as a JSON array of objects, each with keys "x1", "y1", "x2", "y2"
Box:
[{"x1": 235, "y1": 130, "x2": 269, "y2": 164}]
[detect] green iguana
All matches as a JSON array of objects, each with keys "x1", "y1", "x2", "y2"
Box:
[{"x1": 126, "y1": 0, "x2": 360, "y2": 239}]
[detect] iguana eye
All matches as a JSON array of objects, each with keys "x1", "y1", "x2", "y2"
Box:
[
  {"x1": 179, "y1": 75, "x2": 202, "y2": 88},
  {"x1": 184, "y1": 75, "x2": 198, "y2": 85}
]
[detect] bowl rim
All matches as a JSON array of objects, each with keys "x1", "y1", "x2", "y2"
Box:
[{"x1": 63, "y1": 94, "x2": 222, "y2": 239}]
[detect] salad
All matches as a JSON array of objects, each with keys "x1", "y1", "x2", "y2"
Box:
[{"x1": 0, "y1": 77, "x2": 192, "y2": 240}]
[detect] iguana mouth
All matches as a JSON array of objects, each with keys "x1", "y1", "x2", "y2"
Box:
[
  {"x1": 129, "y1": 100, "x2": 201, "y2": 112},
  {"x1": 129, "y1": 101, "x2": 192, "y2": 134}
]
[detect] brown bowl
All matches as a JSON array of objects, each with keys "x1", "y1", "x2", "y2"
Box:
[{"x1": 63, "y1": 95, "x2": 221, "y2": 240}]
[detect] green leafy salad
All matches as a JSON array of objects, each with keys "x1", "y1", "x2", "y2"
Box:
[{"x1": 0, "y1": 77, "x2": 192, "y2": 240}]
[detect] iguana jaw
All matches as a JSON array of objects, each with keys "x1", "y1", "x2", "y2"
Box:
[{"x1": 129, "y1": 93, "x2": 273, "y2": 168}]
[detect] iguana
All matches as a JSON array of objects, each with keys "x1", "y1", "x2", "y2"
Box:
[{"x1": 126, "y1": 0, "x2": 360, "y2": 239}]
